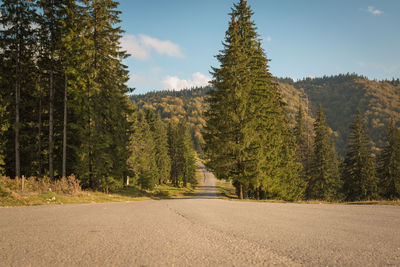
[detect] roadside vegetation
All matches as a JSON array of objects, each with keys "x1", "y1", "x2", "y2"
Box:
[
  {"x1": 0, "y1": 173, "x2": 200, "y2": 207},
  {"x1": 216, "y1": 180, "x2": 400, "y2": 205}
]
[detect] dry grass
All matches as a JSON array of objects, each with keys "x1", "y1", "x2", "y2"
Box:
[{"x1": 0, "y1": 174, "x2": 201, "y2": 207}]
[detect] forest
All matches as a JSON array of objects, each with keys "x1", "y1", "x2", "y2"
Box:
[
  {"x1": 0, "y1": 0, "x2": 196, "y2": 193},
  {"x1": 133, "y1": 1, "x2": 400, "y2": 201},
  {"x1": 1, "y1": 0, "x2": 399, "y2": 202}
]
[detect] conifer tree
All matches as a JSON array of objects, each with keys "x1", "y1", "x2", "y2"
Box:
[
  {"x1": 130, "y1": 111, "x2": 157, "y2": 189},
  {"x1": 377, "y1": 118, "x2": 400, "y2": 199},
  {"x1": 342, "y1": 109, "x2": 378, "y2": 201},
  {"x1": 146, "y1": 111, "x2": 171, "y2": 185},
  {"x1": 37, "y1": 0, "x2": 65, "y2": 180},
  {"x1": 168, "y1": 121, "x2": 182, "y2": 187},
  {"x1": 179, "y1": 120, "x2": 197, "y2": 187},
  {"x1": 0, "y1": 0, "x2": 37, "y2": 178},
  {"x1": 308, "y1": 105, "x2": 341, "y2": 200},
  {"x1": 76, "y1": 0, "x2": 131, "y2": 188},
  {"x1": 294, "y1": 104, "x2": 311, "y2": 178},
  {"x1": 204, "y1": 0, "x2": 303, "y2": 200},
  {"x1": 0, "y1": 93, "x2": 8, "y2": 175}
]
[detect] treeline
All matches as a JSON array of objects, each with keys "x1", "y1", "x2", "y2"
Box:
[
  {"x1": 0, "y1": 0, "x2": 196, "y2": 191},
  {"x1": 132, "y1": 74, "x2": 400, "y2": 159},
  {"x1": 0, "y1": 0, "x2": 131, "y2": 189},
  {"x1": 131, "y1": 87, "x2": 210, "y2": 154},
  {"x1": 128, "y1": 109, "x2": 197, "y2": 190},
  {"x1": 293, "y1": 74, "x2": 400, "y2": 156},
  {"x1": 205, "y1": 0, "x2": 400, "y2": 201},
  {"x1": 295, "y1": 105, "x2": 400, "y2": 201}
]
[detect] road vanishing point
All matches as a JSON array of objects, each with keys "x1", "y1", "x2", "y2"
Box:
[{"x1": 1, "y1": 163, "x2": 399, "y2": 266}]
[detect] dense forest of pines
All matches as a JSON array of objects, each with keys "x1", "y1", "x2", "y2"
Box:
[
  {"x1": 1, "y1": 0, "x2": 398, "y2": 201},
  {"x1": 133, "y1": 1, "x2": 400, "y2": 201},
  {"x1": 0, "y1": 0, "x2": 196, "y2": 192}
]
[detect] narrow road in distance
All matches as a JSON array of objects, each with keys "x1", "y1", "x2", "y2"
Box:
[{"x1": 1, "y1": 163, "x2": 399, "y2": 266}]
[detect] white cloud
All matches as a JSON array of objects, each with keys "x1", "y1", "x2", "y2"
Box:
[
  {"x1": 265, "y1": 36, "x2": 272, "y2": 42},
  {"x1": 357, "y1": 61, "x2": 400, "y2": 74},
  {"x1": 140, "y1": 35, "x2": 184, "y2": 58},
  {"x1": 162, "y1": 72, "x2": 211, "y2": 90},
  {"x1": 120, "y1": 35, "x2": 149, "y2": 60},
  {"x1": 120, "y1": 34, "x2": 184, "y2": 60},
  {"x1": 366, "y1": 6, "x2": 383, "y2": 16}
]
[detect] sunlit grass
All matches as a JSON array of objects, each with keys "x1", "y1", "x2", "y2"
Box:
[
  {"x1": 0, "y1": 172, "x2": 202, "y2": 207},
  {"x1": 216, "y1": 180, "x2": 400, "y2": 205}
]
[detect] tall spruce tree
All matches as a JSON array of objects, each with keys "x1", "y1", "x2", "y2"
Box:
[
  {"x1": 179, "y1": 120, "x2": 197, "y2": 187},
  {"x1": 0, "y1": 93, "x2": 8, "y2": 175},
  {"x1": 146, "y1": 111, "x2": 171, "y2": 185},
  {"x1": 76, "y1": 0, "x2": 131, "y2": 188},
  {"x1": 377, "y1": 118, "x2": 400, "y2": 199},
  {"x1": 342, "y1": 109, "x2": 378, "y2": 201},
  {"x1": 294, "y1": 104, "x2": 311, "y2": 178},
  {"x1": 0, "y1": 0, "x2": 37, "y2": 178},
  {"x1": 37, "y1": 0, "x2": 65, "y2": 180},
  {"x1": 308, "y1": 105, "x2": 341, "y2": 200},
  {"x1": 130, "y1": 111, "x2": 157, "y2": 189},
  {"x1": 204, "y1": 0, "x2": 303, "y2": 200}
]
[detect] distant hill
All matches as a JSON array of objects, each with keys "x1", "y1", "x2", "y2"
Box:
[
  {"x1": 130, "y1": 74, "x2": 400, "y2": 156},
  {"x1": 293, "y1": 74, "x2": 400, "y2": 155}
]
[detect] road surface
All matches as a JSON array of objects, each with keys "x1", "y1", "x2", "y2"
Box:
[{"x1": 1, "y1": 163, "x2": 399, "y2": 266}]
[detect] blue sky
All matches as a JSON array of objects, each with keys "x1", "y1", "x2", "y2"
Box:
[{"x1": 118, "y1": 0, "x2": 400, "y2": 94}]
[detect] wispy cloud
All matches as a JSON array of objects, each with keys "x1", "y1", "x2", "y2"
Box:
[
  {"x1": 366, "y1": 6, "x2": 383, "y2": 16},
  {"x1": 120, "y1": 34, "x2": 184, "y2": 60},
  {"x1": 357, "y1": 61, "x2": 400, "y2": 74},
  {"x1": 265, "y1": 36, "x2": 272, "y2": 42},
  {"x1": 162, "y1": 72, "x2": 211, "y2": 90}
]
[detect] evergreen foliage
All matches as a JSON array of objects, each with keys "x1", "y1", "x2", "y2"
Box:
[
  {"x1": 167, "y1": 120, "x2": 197, "y2": 188},
  {"x1": 0, "y1": 0, "x2": 133, "y2": 191},
  {"x1": 204, "y1": 0, "x2": 303, "y2": 200},
  {"x1": 342, "y1": 110, "x2": 378, "y2": 201},
  {"x1": 377, "y1": 118, "x2": 400, "y2": 199},
  {"x1": 294, "y1": 104, "x2": 311, "y2": 178},
  {"x1": 308, "y1": 106, "x2": 341, "y2": 200}
]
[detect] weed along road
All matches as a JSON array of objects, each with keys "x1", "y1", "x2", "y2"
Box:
[{"x1": 0, "y1": 164, "x2": 399, "y2": 266}]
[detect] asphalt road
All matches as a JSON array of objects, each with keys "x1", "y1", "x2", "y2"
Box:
[{"x1": 1, "y1": 164, "x2": 399, "y2": 266}]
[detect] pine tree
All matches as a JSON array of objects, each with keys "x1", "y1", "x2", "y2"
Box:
[
  {"x1": 308, "y1": 105, "x2": 341, "y2": 200},
  {"x1": 76, "y1": 0, "x2": 131, "y2": 188},
  {"x1": 294, "y1": 104, "x2": 311, "y2": 179},
  {"x1": 204, "y1": 0, "x2": 303, "y2": 200},
  {"x1": 342, "y1": 109, "x2": 378, "y2": 201},
  {"x1": 0, "y1": 0, "x2": 37, "y2": 178},
  {"x1": 168, "y1": 121, "x2": 182, "y2": 187},
  {"x1": 146, "y1": 111, "x2": 171, "y2": 185},
  {"x1": 179, "y1": 120, "x2": 197, "y2": 187},
  {"x1": 37, "y1": 0, "x2": 65, "y2": 180},
  {"x1": 377, "y1": 118, "x2": 400, "y2": 199},
  {"x1": 0, "y1": 93, "x2": 8, "y2": 175},
  {"x1": 129, "y1": 111, "x2": 157, "y2": 189}
]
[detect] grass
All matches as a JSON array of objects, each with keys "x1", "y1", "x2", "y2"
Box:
[
  {"x1": 0, "y1": 172, "x2": 202, "y2": 207},
  {"x1": 216, "y1": 180, "x2": 237, "y2": 199},
  {"x1": 216, "y1": 180, "x2": 400, "y2": 205}
]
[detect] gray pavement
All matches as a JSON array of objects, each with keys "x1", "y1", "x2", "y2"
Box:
[{"x1": 1, "y1": 163, "x2": 399, "y2": 266}]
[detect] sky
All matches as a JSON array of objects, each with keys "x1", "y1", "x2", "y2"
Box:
[{"x1": 117, "y1": 0, "x2": 400, "y2": 94}]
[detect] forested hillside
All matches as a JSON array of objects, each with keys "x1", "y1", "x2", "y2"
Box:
[
  {"x1": 132, "y1": 74, "x2": 400, "y2": 156},
  {"x1": 131, "y1": 87, "x2": 210, "y2": 153},
  {"x1": 294, "y1": 74, "x2": 400, "y2": 155}
]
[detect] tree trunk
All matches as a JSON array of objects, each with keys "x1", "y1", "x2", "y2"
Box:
[
  {"x1": 62, "y1": 72, "x2": 67, "y2": 178},
  {"x1": 49, "y1": 70, "x2": 54, "y2": 180},
  {"x1": 15, "y1": 81, "x2": 20, "y2": 178},
  {"x1": 38, "y1": 91, "x2": 42, "y2": 176},
  {"x1": 239, "y1": 183, "x2": 243, "y2": 199}
]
